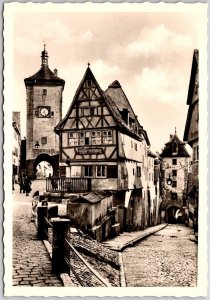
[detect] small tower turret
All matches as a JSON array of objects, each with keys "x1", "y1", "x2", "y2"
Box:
[{"x1": 41, "y1": 44, "x2": 49, "y2": 67}]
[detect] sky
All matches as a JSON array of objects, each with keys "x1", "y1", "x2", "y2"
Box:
[{"x1": 12, "y1": 6, "x2": 206, "y2": 153}]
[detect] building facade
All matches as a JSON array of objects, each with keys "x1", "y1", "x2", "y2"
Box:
[
  {"x1": 160, "y1": 131, "x2": 190, "y2": 223},
  {"x1": 55, "y1": 66, "x2": 151, "y2": 231},
  {"x1": 147, "y1": 150, "x2": 161, "y2": 226},
  {"x1": 24, "y1": 46, "x2": 65, "y2": 178},
  {"x1": 12, "y1": 112, "x2": 21, "y2": 187},
  {"x1": 183, "y1": 49, "x2": 199, "y2": 231}
]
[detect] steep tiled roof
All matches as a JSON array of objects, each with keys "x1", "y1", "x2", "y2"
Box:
[
  {"x1": 148, "y1": 149, "x2": 157, "y2": 158},
  {"x1": 103, "y1": 91, "x2": 142, "y2": 140},
  {"x1": 160, "y1": 133, "x2": 190, "y2": 158},
  {"x1": 24, "y1": 66, "x2": 65, "y2": 86},
  {"x1": 183, "y1": 49, "x2": 199, "y2": 142},
  {"x1": 55, "y1": 67, "x2": 150, "y2": 144},
  {"x1": 105, "y1": 80, "x2": 150, "y2": 145}
]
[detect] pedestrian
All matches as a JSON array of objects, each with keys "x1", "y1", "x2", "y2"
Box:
[
  {"x1": 31, "y1": 191, "x2": 39, "y2": 222},
  {"x1": 49, "y1": 174, "x2": 57, "y2": 191},
  {"x1": 19, "y1": 176, "x2": 26, "y2": 193},
  {"x1": 24, "y1": 175, "x2": 32, "y2": 196}
]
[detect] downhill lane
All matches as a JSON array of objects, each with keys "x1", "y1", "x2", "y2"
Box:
[{"x1": 122, "y1": 224, "x2": 197, "y2": 287}]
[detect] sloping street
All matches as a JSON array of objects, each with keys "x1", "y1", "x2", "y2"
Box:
[
  {"x1": 122, "y1": 224, "x2": 197, "y2": 287},
  {"x1": 12, "y1": 183, "x2": 63, "y2": 287}
]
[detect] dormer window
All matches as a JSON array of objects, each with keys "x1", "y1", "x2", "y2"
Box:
[{"x1": 172, "y1": 142, "x2": 178, "y2": 156}]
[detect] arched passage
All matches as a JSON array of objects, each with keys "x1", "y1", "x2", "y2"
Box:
[
  {"x1": 166, "y1": 205, "x2": 181, "y2": 224},
  {"x1": 34, "y1": 153, "x2": 59, "y2": 178}
]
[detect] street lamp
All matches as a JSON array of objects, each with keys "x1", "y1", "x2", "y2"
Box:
[
  {"x1": 34, "y1": 141, "x2": 40, "y2": 149},
  {"x1": 166, "y1": 174, "x2": 172, "y2": 186}
]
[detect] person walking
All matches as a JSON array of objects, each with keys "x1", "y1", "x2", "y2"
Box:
[
  {"x1": 24, "y1": 175, "x2": 32, "y2": 196},
  {"x1": 19, "y1": 176, "x2": 26, "y2": 193}
]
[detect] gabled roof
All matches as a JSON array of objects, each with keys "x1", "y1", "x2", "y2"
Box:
[
  {"x1": 186, "y1": 49, "x2": 199, "y2": 106},
  {"x1": 55, "y1": 67, "x2": 149, "y2": 143},
  {"x1": 183, "y1": 49, "x2": 199, "y2": 142},
  {"x1": 55, "y1": 66, "x2": 104, "y2": 132},
  {"x1": 105, "y1": 80, "x2": 150, "y2": 145},
  {"x1": 148, "y1": 149, "x2": 157, "y2": 158},
  {"x1": 24, "y1": 66, "x2": 65, "y2": 86},
  {"x1": 160, "y1": 133, "x2": 190, "y2": 158}
]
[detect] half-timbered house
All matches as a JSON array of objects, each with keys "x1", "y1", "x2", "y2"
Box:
[{"x1": 54, "y1": 65, "x2": 150, "y2": 231}]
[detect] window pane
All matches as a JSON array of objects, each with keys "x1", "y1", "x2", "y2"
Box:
[
  {"x1": 84, "y1": 166, "x2": 93, "y2": 177},
  {"x1": 83, "y1": 108, "x2": 89, "y2": 116},
  {"x1": 107, "y1": 166, "x2": 118, "y2": 178},
  {"x1": 172, "y1": 170, "x2": 177, "y2": 176},
  {"x1": 41, "y1": 137, "x2": 47, "y2": 145},
  {"x1": 71, "y1": 166, "x2": 81, "y2": 177}
]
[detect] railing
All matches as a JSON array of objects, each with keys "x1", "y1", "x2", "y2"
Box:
[
  {"x1": 46, "y1": 177, "x2": 91, "y2": 193},
  {"x1": 64, "y1": 238, "x2": 111, "y2": 287},
  {"x1": 37, "y1": 204, "x2": 111, "y2": 286}
]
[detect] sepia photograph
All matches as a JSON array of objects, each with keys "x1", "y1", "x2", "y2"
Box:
[{"x1": 3, "y1": 2, "x2": 208, "y2": 297}]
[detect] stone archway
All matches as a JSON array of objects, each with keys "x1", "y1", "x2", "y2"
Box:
[
  {"x1": 34, "y1": 153, "x2": 59, "y2": 178},
  {"x1": 166, "y1": 204, "x2": 181, "y2": 224}
]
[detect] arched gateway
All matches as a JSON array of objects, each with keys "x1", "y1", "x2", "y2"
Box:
[
  {"x1": 24, "y1": 46, "x2": 65, "y2": 178},
  {"x1": 166, "y1": 204, "x2": 181, "y2": 224}
]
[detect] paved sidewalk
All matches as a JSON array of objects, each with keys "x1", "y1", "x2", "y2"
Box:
[
  {"x1": 102, "y1": 223, "x2": 168, "y2": 251},
  {"x1": 12, "y1": 184, "x2": 63, "y2": 287}
]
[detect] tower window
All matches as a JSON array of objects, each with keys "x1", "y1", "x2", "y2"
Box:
[
  {"x1": 172, "y1": 158, "x2": 177, "y2": 165},
  {"x1": 172, "y1": 142, "x2": 178, "y2": 155},
  {"x1": 171, "y1": 192, "x2": 177, "y2": 200},
  {"x1": 172, "y1": 181, "x2": 177, "y2": 188},
  {"x1": 41, "y1": 137, "x2": 47, "y2": 145},
  {"x1": 51, "y1": 111, "x2": 54, "y2": 116},
  {"x1": 172, "y1": 170, "x2": 177, "y2": 177},
  {"x1": 35, "y1": 111, "x2": 38, "y2": 117}
]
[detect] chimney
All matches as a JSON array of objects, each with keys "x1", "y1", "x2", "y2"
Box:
[{"x1": 54, "y1": 68, "x2": 58, "y2": 77}]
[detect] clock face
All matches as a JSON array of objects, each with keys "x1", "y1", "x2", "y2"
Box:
[{"x1": 39, "y1": 106, "x2": 50, "y2": 118}]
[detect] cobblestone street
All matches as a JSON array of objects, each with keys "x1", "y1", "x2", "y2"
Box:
[
  {"x1": 12, "y1": 181, "x2": 63, "y2": 287},
  {"x1": 122, "y1": 224, "x2": 197, "y2": 287}
]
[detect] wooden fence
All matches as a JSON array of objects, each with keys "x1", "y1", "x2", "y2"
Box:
[{"x1": 46, "y1": 177, "x2": 91, "y2": 193}]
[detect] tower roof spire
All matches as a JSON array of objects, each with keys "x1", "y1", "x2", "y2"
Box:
[{"x1": 41, "y1": 43, "x2": 48, "y2": 67}]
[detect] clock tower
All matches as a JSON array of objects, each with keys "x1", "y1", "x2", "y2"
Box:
[{"x1": 24, "y1": 46, "x2": 65, "y2": 178}]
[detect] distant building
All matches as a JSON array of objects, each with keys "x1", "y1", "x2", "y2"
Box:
[
  {"x1": 183, "y1": 49, "x2": 199, "y2": 231},
  {"x1": 160, "y1": 131, "x2": 190, "y2": 223},
  {"x1": 12, "y1": 112, "x2": 21, "y2": 187},
  {"x1": 24, "y1": 46, "x2": 65, "y2": 178},
  {"x1": 54, "y1": 66, "x2": 152, "y2": 232},
  {"x1": 147, "y1": 150, "x2": 161, "y2": 226}
]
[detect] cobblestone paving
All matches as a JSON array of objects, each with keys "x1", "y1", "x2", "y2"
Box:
[
  {"x1": 122, "y1": 224, "x2": 197, "y2": 287},
  {"x1": 102, "y1": 223, "x2": 167, "y2": 251},
  {"x1": 12, "y1": 183, "x2": 63, "y2": 287}
]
